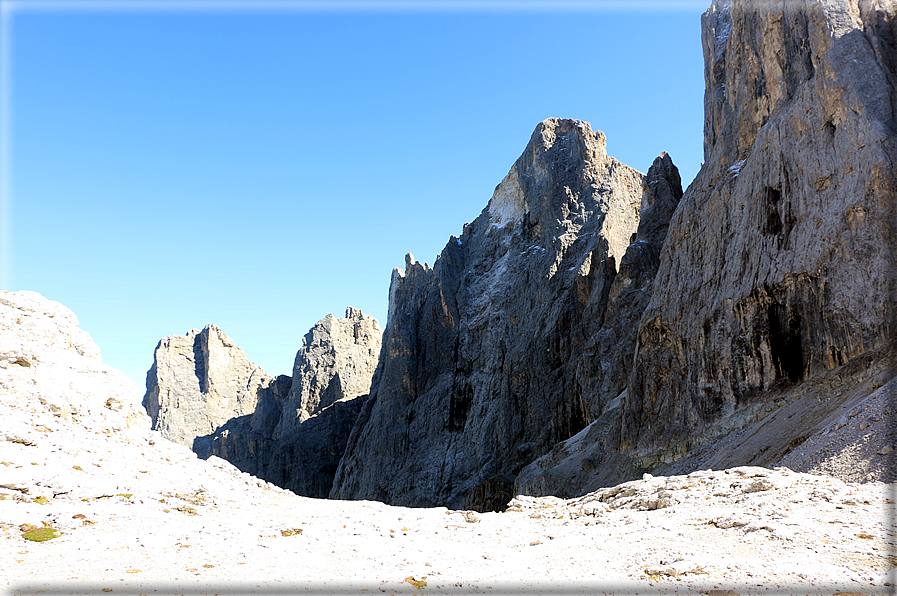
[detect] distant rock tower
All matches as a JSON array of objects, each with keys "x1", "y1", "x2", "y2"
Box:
[{"x1": 143, "y1": 307, "x2": 382, "y2": 498}]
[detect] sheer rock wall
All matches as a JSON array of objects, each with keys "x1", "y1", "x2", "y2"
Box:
[
  {"x1": 330, "y1": 118, "x2": 676, "y2": 510},
  {"x1": 516, "y1": 0, "x2": 896, "y2": 498},
  {"x1": 623, "y1": 0, "x2": 896, "y2": 463}
]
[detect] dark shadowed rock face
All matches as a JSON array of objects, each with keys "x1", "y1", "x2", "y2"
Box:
[
  {"x1": 574, "y1": 152, "x2": 683, "y2": 421},
  {"x1": 515, "y1": 153, "x2": 683, "y2": 498},
  {"x1": 623, "y1": 0, "x2": 897, "y2": 463},
  {"x1": 330, "y1": 118, "x2": 676, "y2": 511},
  {"x1": 203, "y1": 390, "x2": 372, "y2": 499},
  {"x1": 144, "y1": 308, "x2": 381, "y2": 498}
]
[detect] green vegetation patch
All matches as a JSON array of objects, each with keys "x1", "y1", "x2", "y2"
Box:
[{"x1": 21, "y1": 524, "x2": 62, "y2": 542}]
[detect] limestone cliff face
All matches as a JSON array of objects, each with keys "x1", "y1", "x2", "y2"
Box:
[
  {"x1": 204, "y1": 307, "x2": 381, "y2": 498},
  {"x1": 330, "y1": 118, "x2": 673, "y2": 510},
  {"x1": 514, "y1": 153, "x2": 684, "y2": 498},
  {"x1": 621, "y1": 0, "x2": 897, "y2": 462},
  {"x1": 144, "y1": 308, "x2": 381, "y2": 498},
  {"x1": 574, "y1": 152, "x2": 683, "y2": 420},
  {"x1": 515, "y1": 0, "x2": 896, "y2": 498},
  {"x1": 143, "y1": 325, "x2": 281, "y2": 458},
  {"x1": 281, "y1": 307, "x2": 382, "y2": 423}
]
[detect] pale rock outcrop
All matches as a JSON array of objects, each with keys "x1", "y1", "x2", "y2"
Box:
[
  {"x1": 281, "y1": 307, "x2": 382, "y2": 423},
  {"x1": 145, "y1": 308, "x2": 381, "y2": 498},
  {"x1": 143, "y1": 324, "x2": 287, "y2": 458},
  {"x1": 204, "y1": 307, "x2": 381, "y2": 498},
  {"x1": 0, "y1": 291, "x2": 149, "y2": 440},
  {"x1": 331, "y1": 118, "x2": 662, "y2": 510}
]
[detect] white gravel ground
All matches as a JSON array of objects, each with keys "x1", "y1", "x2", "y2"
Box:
[
  {"x1": 1, "y1": 409, "x2": 894, "y2": 595},
  {"x1": 2, "y1": 291, "x2": 895, "y2": 595}
]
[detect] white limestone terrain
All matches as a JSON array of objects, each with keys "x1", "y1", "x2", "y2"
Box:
[{"x1": 1, "y1": 290, "x2": 894, "y2": 595}]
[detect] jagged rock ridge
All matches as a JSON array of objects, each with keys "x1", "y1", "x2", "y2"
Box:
[
  {"x1": 144, "y1": 308, "x2": 381, "y2": 498},
  {"x1": 330, "y1": 118, "x2": 681, "y2": 510},
  {"x1": 143, "y1": 0, "x2": 895, "y2": 508}
]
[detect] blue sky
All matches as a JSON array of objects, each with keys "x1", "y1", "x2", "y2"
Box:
[{"x1": 3, "y1": 0, "x2": 707, "y2": 388}]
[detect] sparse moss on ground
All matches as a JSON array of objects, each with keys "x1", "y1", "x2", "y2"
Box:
[
  {"x1": 163, "y1": 490, "x2": 207, "y2": 506},
  {"x1": 21, "y1": 524, "x2": 61, "y2": 542}
]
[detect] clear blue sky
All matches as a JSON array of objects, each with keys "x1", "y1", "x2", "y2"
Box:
[{"x1": 3, "y1": 0, "x2": 708, "y2": 388}]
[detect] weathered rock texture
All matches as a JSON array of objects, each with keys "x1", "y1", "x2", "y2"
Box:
[
  {"x1": 574, "y1": 152, "x2": 683, "y2": 420},
  {"x1": 143, "y1": 324, "x2": 285, "y2": 459},
  {"x1": 144, "y1": 308, "x2": 381, "y2": 498},
  {"x1": 623, "y1": 0, "x2": 897, "y2": 461},
  {"x1": 0, "y1": 291, "x2": 150, "y2": 440},
  {"x1": 515, "y1": 153, "x2": 684, "y2": 498},
  {"x1": 282, "y1": 307, "x2": 382, "y2": 423},
  {"x1": 331, "y1": 118, "x2": 680, "y2": 510},
  {"x1": 202, "y1": 307, "x2": 381, "y2": 497},
  {"x1": 516, "y1": 0, "x2": 897, "y2": 498}
]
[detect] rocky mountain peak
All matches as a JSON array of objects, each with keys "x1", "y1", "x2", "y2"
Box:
[
  {"x1": 143, "y1": 308, "x2": 382, "y2": 498},
  {"x1": 330, "y1": 118, "x2": 653, "y2": 510},
  {"x1": 285, "y1": 307, "x2": 381, "y2": 421},
  {"x1": 143, "y1": 324, "x2": 276, "y2": 458},
  {"x1": 636, "y1": 152, "x2": 683, "y2": 245}
]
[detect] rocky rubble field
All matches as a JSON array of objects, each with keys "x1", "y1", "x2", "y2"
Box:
[{"x1": 0, "y1": 290, "x2": 894, "y2": 595}]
